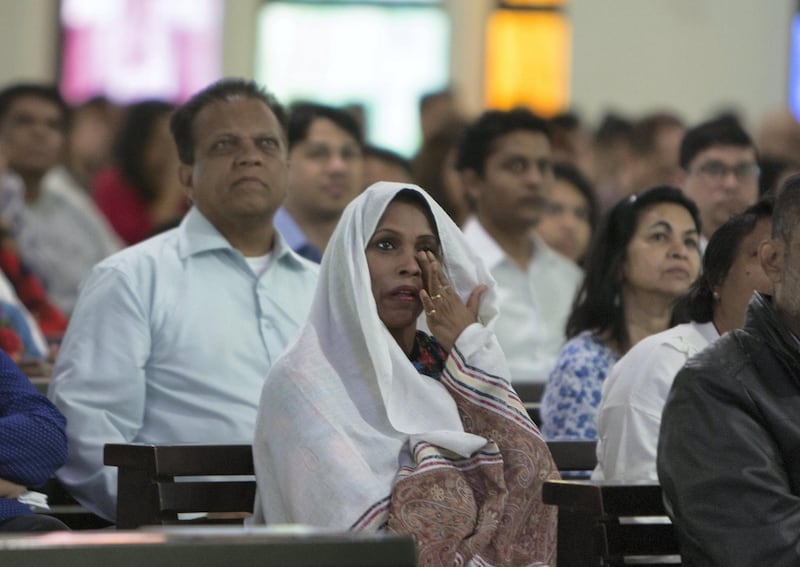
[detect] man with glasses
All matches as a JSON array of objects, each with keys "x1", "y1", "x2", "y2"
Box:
[
  {"x1": 274, "y1": 103, "x2": 365, "y2": 262},
  {"x1": 678, "y1": 115, "x2": 760, "y2": 249}
]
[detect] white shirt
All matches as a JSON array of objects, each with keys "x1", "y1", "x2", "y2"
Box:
[
  {"x1": 461, "y1": 217, "x2": 582, "y2": 385},
  {"x1": 0, "y1": 167, "x2": 122, "y2": 314},
  {"x1": 593, "y1": 321, "x2": 719, "y2": 481},
  {"x1": 48, "y1": 207, "x2": 318, "y2": 521}
]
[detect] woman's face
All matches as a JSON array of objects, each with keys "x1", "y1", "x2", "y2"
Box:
[
  {"x1": 536, "y1": 178, "x2": 592, "y2": 263},
  {"x1": 622, "y1": 202, "x2": 701, "y2": 298},
  {"x1": 715, "y1": 217, "x2": 773, "y2": 325},
  {"x1": 366, "y1": 199, "x2": 440, "y2": 338}
]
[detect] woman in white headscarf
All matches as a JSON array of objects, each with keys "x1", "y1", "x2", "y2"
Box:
[{"x1": 253, "y1": 182, "x2": 558, "y2": 566}]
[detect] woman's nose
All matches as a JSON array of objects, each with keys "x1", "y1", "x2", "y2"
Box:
[{"x1": 398, "y1": 251, "x2": 421, "y2": 275}]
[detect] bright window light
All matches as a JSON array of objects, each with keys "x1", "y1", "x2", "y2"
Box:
[{"x1": 255, "y1": 2, "x2": 449, "y2": 157}]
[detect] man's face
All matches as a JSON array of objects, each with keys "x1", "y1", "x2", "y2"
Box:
[
  {"x1": 0, "y1": 95, "x2": 65, "y2": 178},
  {"x1": 178, "y1": 97, "x2": 289, "y2": 230},
  {"x1": 286, "y1": 117, "x2": 364, "y2": 221},
  {"x1": 681, "y1": 144, "x2": 759, "y2": 239},
  {"x1": 464, "y1": 130, "x2": 553, "y2": 232}
]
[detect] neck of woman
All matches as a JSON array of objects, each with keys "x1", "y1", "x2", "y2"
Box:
[
  {"x1": 618, "y1": 288, "x2": 676, "y2": 354},
  {"x1": 392, "y1": 326, "x2": 417, "y2": 357}
]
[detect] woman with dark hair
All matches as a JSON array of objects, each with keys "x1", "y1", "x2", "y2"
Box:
[
  {"x1": 536, "y1": 161, "x2": 599, "y2": 265},
  {"x1": 93, "y1": 100, "x2": 186, "y2": 245},
  {"x1": 540, "y1": 186, "x2": 701, "y2": 440},
  {"x1": 594, "y1": 199, "x2": 773, "y2": 480},
  {"x1": 253, "y1": 182, "x2": 559, "y2": 565}
]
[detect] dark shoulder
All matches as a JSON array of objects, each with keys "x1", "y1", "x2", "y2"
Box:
[{"x1": 673, "y1": 329, "x2": 761, "y2": 395}]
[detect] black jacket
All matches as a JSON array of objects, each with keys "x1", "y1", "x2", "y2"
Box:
[{"x1": 657, "y1": 293, "x2": 800, "y2": 567}]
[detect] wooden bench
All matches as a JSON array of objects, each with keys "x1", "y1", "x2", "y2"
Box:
[
  {"x1": 542, "y1": 480, "x2": 680, "y2": 566},
  {"x1": 106, "y1": 440, "x2": 600, "y2": 531},
  {"x1": 546, "y1": 440, "x2": 597, "y2": 476},
  {"x1": 104, "y1": 443, "x2": 256, "y2": 529},
  {"x1": 0, "y1": 529, "x2": 418, "y2": 567}
]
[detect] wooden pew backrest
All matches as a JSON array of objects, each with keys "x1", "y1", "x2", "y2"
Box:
[{"x1": 104, "y1": 444, "x2": 256, "y2": 529}]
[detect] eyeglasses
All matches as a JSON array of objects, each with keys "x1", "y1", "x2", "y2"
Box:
[{"x1": 692, "y1": 160, "x2": 760, "y2": 182}]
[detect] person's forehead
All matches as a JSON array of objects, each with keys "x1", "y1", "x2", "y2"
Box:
[
  {"x1": 6, "y1": 94, "x2": 63, "y2": 118},
  {"x1": 553, "y1": 178, "x2": 589, "y2": 205},
  {"x1": 488, "y1": 129, "x2": 550, "y2": 157},
  {"x1": 303, "y1": 116, "x2": 359, "y2": 144},
  {"x1": 193, "y1": 97, "x2": 280, "y2": 135},
  {"x1": 691, "y1": 144, "x2": 756, "y2": 164},
  {"x1": 636, "y1": 202, "x2": 695, "y2": 229}
]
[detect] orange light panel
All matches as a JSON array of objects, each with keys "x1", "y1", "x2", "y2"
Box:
[
  {"x1": 485, "y1": 10, "x2": 570, "y2": 117},
  {"x1": 501, "y1": 0, "x2": 566, "y2": 6}
]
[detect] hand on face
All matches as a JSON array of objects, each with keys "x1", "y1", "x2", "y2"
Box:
[{"x1": 418, "y1": 250, "x2": 486, "y2": 352}]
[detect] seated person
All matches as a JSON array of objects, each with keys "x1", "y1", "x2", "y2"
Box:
[
  {"x1": 536, "y1": 161, "x2": 599, "y2": 267},
  {"x1": 657, "y1": 173, "x2": 800, "y2": 566},
  {"x1": 595, "y1": 198, "x2": 773, "y2": 480},
  {"x1": 48, "y1": 79, "x2": 318, "y2": 522},
  {"x1": 0, "y1": 350, "x2": 68, "y2": 532},
  {"x1": 252, "y1": 182, "x2": 559, "y2": 565},
  {"x1": 457, "y1": 108, "x2": 583, "y2": 388},
  {"x1": 540, "y1": 186, "x2": 701, "y2": 440}
]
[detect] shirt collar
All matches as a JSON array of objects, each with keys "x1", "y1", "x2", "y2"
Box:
[
  {"x1": 461, "y1": 216, "x2": 555, "y2": 270},
  {"x1": 694, "y1": 320, "x2": 721, "y2": 343},
  {"x1": 461, "y1": 216, "x2": 507, "y2": 269},
  {"x1": 274, "y1": 206, "x2": 308, "y2": 250},
  {"x1": 177, "y1": 206, "x2": 301, "y2": 267}
]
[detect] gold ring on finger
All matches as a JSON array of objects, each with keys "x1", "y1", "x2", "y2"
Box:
[
  {"x1": 426, "y1": 309, "x2": 437, "y2": 316},
  {"x1": 431, "y1": 293, "x2": 443, "y2": 300}
]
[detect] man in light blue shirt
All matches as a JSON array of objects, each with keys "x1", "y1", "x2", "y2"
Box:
[
  {"x1": 273, "y1": 103, "x2": 364, "y2": 262},
  {"x1": 48, "y1": 79, "x2": 318, "y2": 522}
]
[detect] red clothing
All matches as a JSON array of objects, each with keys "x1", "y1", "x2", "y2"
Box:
[
  {"x1": 0, "y1": 248, "x2": 68, "y2": 341},
  {"x1": 93, "y1": 167, "x2": 152, "y2": 245}
]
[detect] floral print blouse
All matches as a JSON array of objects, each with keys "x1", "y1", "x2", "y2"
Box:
[{"x1": 540, "y1": 331, "x2": 620, "y2": 440}]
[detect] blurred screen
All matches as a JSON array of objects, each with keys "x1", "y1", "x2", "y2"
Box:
[
  {"x1": 256, "y1": 1, "x2": 449, "y2": 157},
  {"x1": 59, "y1": 0, "x2": 223, "y2": 104}
]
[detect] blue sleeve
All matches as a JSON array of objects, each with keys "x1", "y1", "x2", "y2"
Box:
[
  {"x1": 0, "y1": 350, "x2": 67, "y2": 487},
  {"x1": 0, "y1": 300, "x2": 43, "y2": 360},
  {"x1": 540, "y1": 335, "x2": 614, "y2": 441}
]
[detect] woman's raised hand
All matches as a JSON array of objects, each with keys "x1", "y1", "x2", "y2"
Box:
[{"x1": 418, "y1": 250, "x2": 486, "y2": 352}]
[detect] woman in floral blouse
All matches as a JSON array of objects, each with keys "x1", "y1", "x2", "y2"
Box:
[{"x1": 541, "y1": 186, "x2": 701, "y2": 440}]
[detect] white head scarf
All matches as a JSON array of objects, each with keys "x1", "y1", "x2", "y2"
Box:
[{"x1": 253, "y1": 181, "x2": 499, "y2": 527}]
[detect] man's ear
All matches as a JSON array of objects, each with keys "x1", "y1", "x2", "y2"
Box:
[
  {"x1": 460, "y1": 169, "x2": 482, "y2": 203},
  {"x1": 760, "y1": 237, "x2": 784, "y2": 286},
  {"x1": 178, "y1": 164, "x2": 194, "y2": 202}
]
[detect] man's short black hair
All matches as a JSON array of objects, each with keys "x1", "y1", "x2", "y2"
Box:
[
  {"x1": 286, "y1": 102, "x2": 363, "y2": 151},
  {"x1": 364, "y1": 144, "x2": 412, "y2": 178},
  {"x1": 0, "y1": 83, "x2": 69, "y2": 128},
  {"x1": 455, "y1": 107, "x2": 550, "y2": 177},
  {"x1": 679, "y1": 115, "x2": 755, "y2": 170}
]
